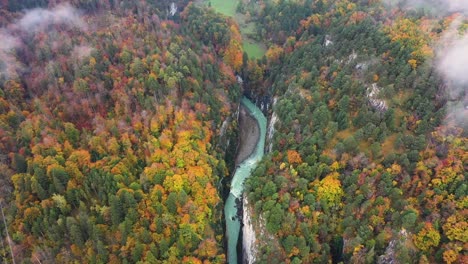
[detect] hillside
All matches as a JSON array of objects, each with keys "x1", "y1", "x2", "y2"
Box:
[
  {"x1": 0, "y1": 2, "x2": 242, "y2": 262},
  {"x1": 244, "y1": 0, "x2": 467, "y2": 263},
  {"x1": 0, "y1": 0, "x2": 466, "y2": 264}
]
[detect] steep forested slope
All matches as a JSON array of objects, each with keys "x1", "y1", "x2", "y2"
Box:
[
  {"x1": 0, "y1": 2, "x2": 242, "y2": 263},
  {"x1": 243, "y1": 0, "x2": 467, "y2": 263},
  {"x1": 0, "y1": 0, "x2": 466, "y2": 263}
]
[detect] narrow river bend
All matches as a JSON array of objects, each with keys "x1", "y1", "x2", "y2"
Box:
[{"x1": 225, "y1": 97, "x2": 267, "y2": 264}]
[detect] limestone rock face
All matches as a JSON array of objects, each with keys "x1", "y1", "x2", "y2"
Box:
[
  {"x1": 267, "y1": 97, "x2": 279, "y2": 153},
  {"x1": 377, "y1": 229, "x2": 412, "y2": 264},
  {"x1": 367, "y1": 83, "x2": 388, "y2": 112},
  {"x1": 242, "y1": 196, "x2": 257, "y2": 264}
]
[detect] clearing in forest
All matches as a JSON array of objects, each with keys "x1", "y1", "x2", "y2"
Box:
[{"x1": 205, "y1": 0, "x2": 266, "y2": 59}]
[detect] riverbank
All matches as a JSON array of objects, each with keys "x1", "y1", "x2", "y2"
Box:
[
  {"x1": 225, "y1": 97, "x2": 267, "y2": 264},
  {"x1": 236, "y1": 104, "x2": 260, "y2": 165}
]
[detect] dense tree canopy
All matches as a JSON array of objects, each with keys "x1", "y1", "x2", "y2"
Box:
[
  {"x1": 242, "y1": 0, "x2": 466, "y2": 263},
  {"x1": 0, "y1": 0, "x2": 466, "y2": 263},
  {"x1": 0, "y1": 1, "x2": 241, "y2": 262}
]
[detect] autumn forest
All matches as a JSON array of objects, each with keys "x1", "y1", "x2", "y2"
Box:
[{"x1": 0, "y1": 0, "x2": 466, "y2": 264}]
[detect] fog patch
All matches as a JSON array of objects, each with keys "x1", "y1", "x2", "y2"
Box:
[
  {"x1": 72, "y1": 45, "x2": 94, "y2": 61},
  {"x1": 436, "y1": 20, "x2": 468, "y2": 130},
  {"x1": 0, "y1": 30, "x2": 21, "y2": 79},
  {"x1": 17, "y1": 3, "x2": 86, "y2": 33},
  {"x1": 383, "y1": 0, "x2": 468, "y2": 15},
  {"x1": 0, "y1": 4, "x2": 88, "y2": 80}
]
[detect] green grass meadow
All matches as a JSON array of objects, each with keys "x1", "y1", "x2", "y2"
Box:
[
  {"x1": 243, "y1": 41, "x2": 265, "y2": 59},
  {"x1": 206, "y1": 0, "x2": 266, "y2": 59},
  {"x1": 207, "y1": 0, "x2": 238, "y2": 16}
]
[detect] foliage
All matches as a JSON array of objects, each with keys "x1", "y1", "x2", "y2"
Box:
[
  {"x1": 0, "y1": 1, "x2": 466, "y2": 263},
  {"x1": 243, "y1": 0, "x2": 466, "y2": 263},
  {"x1": 0, "y1": 2, "x2": 240, "y2": 262}
]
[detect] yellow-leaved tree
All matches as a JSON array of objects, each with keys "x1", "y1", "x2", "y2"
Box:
[
  {"x1": 316, "y1": 172, "x2": 344, "y2": 207},
  {"x1": 413, "y1": 223, "x2": 441, "y2": 252}
]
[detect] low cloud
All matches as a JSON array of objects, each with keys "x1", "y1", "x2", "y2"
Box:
[
  {"x1": 72, "y1": 45, "x2": 95, "y2": 61},
  {"x1": 445, "y1": 0, "x2": 468, "y2": 14},
  {"x1": 0, "y1": 30, "x2": 21, "y2": 79},
  {"x1": 0, "y1": 4, "x2": 87, "y2": 79},
  {"x1": 380, "y1": 0, "x2": 468, "y2": 129},
  {"x1": 17, "y1": 3, "x2": 86, "y2": 33},
  {"x1": 438, "y1": 36, "x2": 468, "y2": 88},
  {"x1": 384, "y1": 0, "x2": 468, "y2": 15},
  {"x1": 436, "y1": 20, "x2": 468, "y2": 129},
  {"x1": 383, "y1": 0, "x2": 468, "y2": 130}
]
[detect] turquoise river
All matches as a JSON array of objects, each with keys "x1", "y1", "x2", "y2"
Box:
[{"x1": 224, "y1": 97, "x2": 267, "y2": 264}]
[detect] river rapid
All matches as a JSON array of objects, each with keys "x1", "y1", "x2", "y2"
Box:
[{"x1": 224, "y1": 97, "x2": 267, "y2": 264}]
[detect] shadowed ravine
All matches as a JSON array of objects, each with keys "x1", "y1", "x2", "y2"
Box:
[{"x1": 224, "y1": 97, "x2": 267, "y2": 264}]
